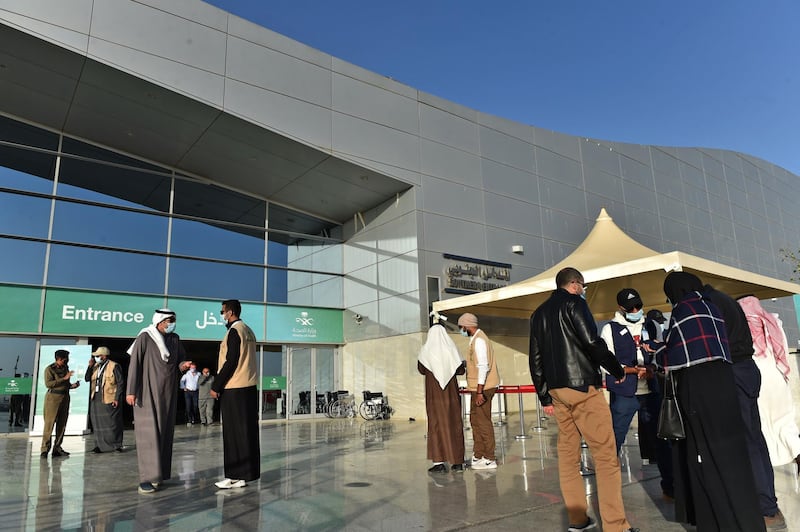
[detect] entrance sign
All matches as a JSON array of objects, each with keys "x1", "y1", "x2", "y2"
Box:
[
  {"x1": 43, "y1": 289, "x2": 161, "y2": 336},
  {"x1": 166, "y1": 297, "x2": 266, "y2": 341},
  {"x1": 7, "y1": 285, "x2": 344, "y2": 344}
]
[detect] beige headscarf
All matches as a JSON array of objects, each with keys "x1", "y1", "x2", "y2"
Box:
[
  {"x1": 418, "y1": 324, "x2": 463, "y2": 389},
  {"x1": 457, "y1": 313, "x2": 478, "y2": 328}
]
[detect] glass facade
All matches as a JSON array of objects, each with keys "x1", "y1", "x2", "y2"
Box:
[{"x1": 0, "y1": 114, "x2": 344, "y2": 305}]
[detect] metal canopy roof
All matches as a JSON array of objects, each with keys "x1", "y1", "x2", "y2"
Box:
[{"x1": 0, "y1": 23, "x2": 410, "y2": 235}]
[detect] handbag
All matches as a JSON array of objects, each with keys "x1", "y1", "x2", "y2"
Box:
[{"x1": 656, "y1": 372, "x2": 685, "y2": 440}]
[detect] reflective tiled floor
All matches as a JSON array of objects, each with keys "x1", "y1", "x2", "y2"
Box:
[{"x1": 1, "y1": 415, "x2": 798, "y2": 531}]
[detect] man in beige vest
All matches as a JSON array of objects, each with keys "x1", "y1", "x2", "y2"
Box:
[
  {"x1": 458, "y1": 313, "x2": 499, "y2": 470},
  {"x1": 85, "y1": 346, "x2": 125, "y2": 453},
  {"x1": 211, "y1": 299, "x2": 260, "y2": 489}
]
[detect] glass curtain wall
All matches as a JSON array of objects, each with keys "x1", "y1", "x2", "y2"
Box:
[{"x1": 0, "y1": 114, "x2": 344, "y2": 303}]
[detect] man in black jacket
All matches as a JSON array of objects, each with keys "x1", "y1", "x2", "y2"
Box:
[{"x1": 530, "y1": 267, "x2": 637, "y2": 532}]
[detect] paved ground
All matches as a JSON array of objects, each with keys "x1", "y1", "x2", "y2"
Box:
[{"x1": 0, "y1": 414, "x2": 798, "y2": 531}]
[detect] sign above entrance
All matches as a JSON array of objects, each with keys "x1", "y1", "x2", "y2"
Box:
[
  {"x1": 43, "y1": 288, "x2": 162, "y2": 337},
  {"x1": 16, "y1": 285, "x2": 343, "y2": 344},
  {"x1": 166, "y1": 297, "x2": 266, "y2": 342},
  {"x1": 266, "y1": 306, "x2": 343, "y2": 344},
  {"x1": 442, "y1": 253, "x2": 512, "y2": 295}
]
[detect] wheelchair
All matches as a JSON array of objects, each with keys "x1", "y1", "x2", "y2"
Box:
[
  {"x1": 327, "y1": 390, "x2": 356, "y2": 418},
  {"x1": 359, "y1": 390, "x2": 393, "y2": 420}
]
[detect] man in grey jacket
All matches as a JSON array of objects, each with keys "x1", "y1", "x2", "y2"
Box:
[{"x1": 198, "y1": 368, "x2": 216, "y2": 425}]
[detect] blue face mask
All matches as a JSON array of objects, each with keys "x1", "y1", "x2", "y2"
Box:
[
  {"x1": 625, "y1": 310, "x2": 644, "y2": 322},
  {"x1": 164, "y1": 322, "x2": 176, "y2": 334},
  {"x1": 460, "y1": 329, "x2": 469, "y2": 337},
  {"x1": 579, "y1": 291, "x2": 586, "y2": 300}
]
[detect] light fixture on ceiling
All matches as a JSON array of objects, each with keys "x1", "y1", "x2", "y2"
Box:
[{"x1": 511, "y1": 245, "x2": 524, "y2": 255}]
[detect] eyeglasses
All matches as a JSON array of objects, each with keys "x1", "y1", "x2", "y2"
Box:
[
  {"x1": 166, "y1": 317, "x2": 176, "y2": 323},
  {"x1": 572, "y1": 280, "x2": 586, "y2": 288},
  {"x1": 220, "y1": 309, "x2": 229, "y2": 315}
]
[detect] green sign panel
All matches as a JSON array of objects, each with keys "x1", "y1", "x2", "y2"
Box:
[
  {"x1": 0, "y1": 377, "x2": 33, "y2": 395},
  {"x1": 43, "y1": 288, "x2": 163, "y2": 337},
  {"x1": 261, "y1": 375, "x2": 287, "y2": 390},
  {"x1": 166, "y1": 297, "x2": 266, "y2": 341},
  {"x1": 266, "y1": 306, "x2": 343, "y2": 344},
  {"x1": 0, "y1": 285, "x2": 42, "y2": 332},
  {"x1": 6, "y1": 284, "x2": 344, "y2": 344}
]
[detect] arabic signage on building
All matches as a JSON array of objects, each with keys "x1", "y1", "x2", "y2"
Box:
[
  {"x1": 266, "y1": 306, "x2": 343, "y2": 344},
  {"x1": 0, "y1": 377, "x2": 33, "y2": 395},
  {"x1": 4, "y1": 285, "x2": 343, "y2": 344},
  {"x1": 442, "y1": 253, "x2": 512, "y2": 295},
  {"x1": 167, "y1": 297, "x2": 266, "y2": 341}
]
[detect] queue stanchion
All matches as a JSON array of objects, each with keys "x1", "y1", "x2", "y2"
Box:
[
  {"x1": 514, "y1": 388, "x2": 531, "y2": 440},
  {"x1": 532, "y1": 394, "x2": 547, "y2": 432},
  {"x1": 580, "y1": 439, "x2": 594, "y2": 476}
]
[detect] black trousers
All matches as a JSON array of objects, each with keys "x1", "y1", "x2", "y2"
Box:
[
  {"x1": 672, "y1": 361, "x2": 765, "y2": 532},
  {"x1": 732, "y1": 358, "x2": 778, "y2": 517},
  {"x1": 220, "y1": 386, "x2": 261, "y2": 482}
]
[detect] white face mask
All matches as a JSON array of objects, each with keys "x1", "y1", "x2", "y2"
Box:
[
  {"x1": 164, "y1": 322, "x2": 176, "y2": 334},
  {"x1": 460, "y1": 329, "x2": 469, "y2": 337}
]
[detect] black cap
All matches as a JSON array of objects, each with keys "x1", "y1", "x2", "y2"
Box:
[
  {"x1": 616, "y1": 288, "x2": 643, "y2": 312},
  {"x1": 646, "y1": 309, "x2": 666, "y2": 323}
]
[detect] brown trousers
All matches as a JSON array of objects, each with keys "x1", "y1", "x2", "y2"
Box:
[
  {"x1": 469, "y1": 388, "x2": 496, "y2": 460},
  {"x1": 550, "y1": 386, "x2": 630, "y2": 532},
  {"x1": 40, "y1": 392, "x2": 70, "y2": 453}
]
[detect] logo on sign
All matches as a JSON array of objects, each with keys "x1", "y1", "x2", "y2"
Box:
[
  {"x1": 292, "y1": 311, "x2": 317, "y2": 338},
  {"x1": 295, "y1": 312, "x2": 314, "y2": 326}
]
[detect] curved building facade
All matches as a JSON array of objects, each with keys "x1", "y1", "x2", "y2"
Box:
[{"x1": 1, "y1": 0, "x2": 799, "y2": 422}]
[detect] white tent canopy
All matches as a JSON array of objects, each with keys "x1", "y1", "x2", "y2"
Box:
[{"x1": 433, "y1": 209, "x2": 800, "y2": 321}]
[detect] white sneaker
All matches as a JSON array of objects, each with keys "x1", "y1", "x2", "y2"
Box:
[
  {"x1": 470, "y1": 454, "x2": 480, "y2": 466},
  {"x1": 471, "y1": 458, "x2": 497, "y2": 470},
  {"x1": 215, "y1": 478, "x2": 246, "y2": 489}
]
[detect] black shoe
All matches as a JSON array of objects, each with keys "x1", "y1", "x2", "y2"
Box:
[
  {"x1": 92, "y1": 447, "x2": 102, "y2": 454},
  {"x1": 40, "y1": 452, "x2": 48, "y2": 458},
  {"x1": 451, "y1": 463, "x2": 465, "y2": 472},
  {"x1": 52, "y1": 449, "x2": 69, "y2": 457},
  {"x1": 427, "y1": 463, "x2": 448, "y2": 474},
  {"x1": 115, "y1": 447, "x2": 124, "y2": 453},
  {"x1": 567, "y1": 516, "x2": 596, "y2": 531}
]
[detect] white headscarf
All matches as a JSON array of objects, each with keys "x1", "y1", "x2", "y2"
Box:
[
  {"x1": 127, "y1": 308, "x2": 174, "y2": 362},
  {"x1": 418, "y1": 323, "x2": 463, "y2": 389}
]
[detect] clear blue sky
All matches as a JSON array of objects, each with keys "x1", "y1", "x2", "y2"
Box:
[{"x1": 206, "y1": 0, "x2": 800, "y2": 175}]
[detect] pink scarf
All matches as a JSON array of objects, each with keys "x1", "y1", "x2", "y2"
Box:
[{"x1": 738, "y1": 296, "x2": 791, "y2": 380}]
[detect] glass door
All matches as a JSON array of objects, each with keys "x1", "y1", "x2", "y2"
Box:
[
  {"x1": 285, "y1": 346, "x2": 338, "y2": 419},
  {"x1": 260, "y1": 345, "x2": 286, "y2": 421}
]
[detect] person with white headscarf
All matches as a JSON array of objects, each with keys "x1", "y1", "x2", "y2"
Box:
[
  {"x1": 738, "y1": 295, "x2": 800, "y2": 475},
  {"x1": 126, "y1": 308, "x2": 192, "y2": 494},
  {"x1": 418, "y1": 313, "x2": 466, "y2": 473}
]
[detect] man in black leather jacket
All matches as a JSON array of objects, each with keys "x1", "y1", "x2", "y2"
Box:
[{"x1": 529, "y1": 267, "x2": 637, "y2": 532}]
